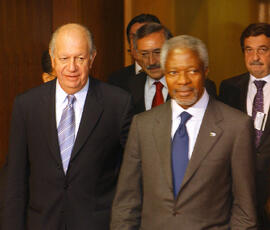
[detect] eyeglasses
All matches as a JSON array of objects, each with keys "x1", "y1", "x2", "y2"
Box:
[
  {"x1": 137, "y1": 49, "x2": 161, "y2": 60},
  {"x1": 244, "y1": 46, "x2": 270, "y2": 55}
]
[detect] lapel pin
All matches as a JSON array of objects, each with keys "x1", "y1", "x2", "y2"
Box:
[{"x1": 210, "y1": 132, "x2": 216, "y2": 137}]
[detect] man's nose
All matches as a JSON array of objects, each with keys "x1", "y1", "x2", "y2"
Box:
[
  {"x1": 176, "y1": 72, "x2": 190, "y2": 85},
  {"x1": 67, "y1": 59, "x2": 77, "y2": 71},
  {"x1": 252, "y1": 51, "x2": 260, "y2": 61}
]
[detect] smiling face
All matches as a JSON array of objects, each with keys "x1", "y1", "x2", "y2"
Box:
[
  {"x1": 244, "y1": 34, "x2": 270, "y2": 78},
  {"x1": 165, "y1": 48, "x2": 207, "y2": 109},
  {"x1": 51, "y1": 26, "x2": 96, "y2": 94}
]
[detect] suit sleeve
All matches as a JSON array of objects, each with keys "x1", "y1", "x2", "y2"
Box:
[
  {"x1": 230, "y1": 117, "x2": 258, "y2": 229},
  {"x1": 2, "y1": 96, "x2": 28, "y2": 230},
  {"x1": 119, "y1": 94, "x2": 134, "y2": 148},
  {"x1": 111, "y1": 116, "x2": 142, "y2": 230}
]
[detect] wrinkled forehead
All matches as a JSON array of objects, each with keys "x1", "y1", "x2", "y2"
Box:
[{"x1": 55, "y1": 26, "x2": 90, "y2": 52}]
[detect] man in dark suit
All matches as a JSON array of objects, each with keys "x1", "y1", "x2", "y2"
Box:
[
  {"x1": 2, "y1": 23, "x2": 133, "y2": 230},
  {"x1": 111, "y1": 35, "x2": 257, "y2": 230},
  {"x1": 110, "y1": 23, "x2": 173, "y2": 114},
  {"x1": 219, "y1": 23, "x2": 270, "y2": 229},
  {"x1": 108, "y1": 14, "x2": 161, "y2": 83}
]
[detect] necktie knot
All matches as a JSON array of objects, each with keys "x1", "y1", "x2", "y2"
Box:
[
  {"x1": 180, "y1": 111, "x2": 192, "y2": 126},
  {"x1": 176, "y1": 112, "x2": 192, "y2": 138},
  {"x1": 254, "y1": 80, "x2": 266, "y2": 91},
  {"x1": 67, "y1": 95, "x2": 75, "y2": 106},
  {"x1": 154, "y1": 81, "x2": 164, "y2": 90}
]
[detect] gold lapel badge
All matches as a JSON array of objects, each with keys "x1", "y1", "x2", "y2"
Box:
[{"x1": 210, "y1": 132, "x2": 216, "y2": 137}]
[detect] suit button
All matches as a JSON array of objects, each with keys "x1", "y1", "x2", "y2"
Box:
[
  {"x1": 56, "y1": 163, "x2": 61, "y2": 170},
  {"x1": 64, "y1": 183, "x2": 69, "y2": 190}
]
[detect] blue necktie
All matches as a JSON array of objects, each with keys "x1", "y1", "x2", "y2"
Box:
[
  {"x1": 172, "y1": 111, "x2": 192, "y2": 197},
  {"x1": 58, "y1": 95, "x2": 75, "y2": 173}
]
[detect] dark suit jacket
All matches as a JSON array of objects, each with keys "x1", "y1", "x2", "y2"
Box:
[
  {"x1": 108, "y1": 64, "x2": 217, "y2": 114},
  {"x1": 111, "y1": 98, "x2": 257, "y2": 230},
  {"x1": 2, "y1": 77, "x2": 133, "y2": 230},
  {"x1": 219, "y1": 73, "x2": 270, "y2": 229}
]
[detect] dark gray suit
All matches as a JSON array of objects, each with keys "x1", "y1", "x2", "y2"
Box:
[
  {"x1": 3, "y1": 77, "x2": 133, "y2": 230},
  {"x1": 220, "y1": 73, "x2": 270, "y2": 229},
  {"x1": 111, "y1": 98, "x2": 257, "y2": 230}
]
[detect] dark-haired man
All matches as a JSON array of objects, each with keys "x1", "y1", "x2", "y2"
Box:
[
  {"x1": 110, "y1": 23, "x2": 172, "y2": 114},
  {"x1": 219, "y1": 22, "x2": 270, "y2": 229},
  {"x1": 108, "y1": 14, "x2": 160, "y2": 78}
]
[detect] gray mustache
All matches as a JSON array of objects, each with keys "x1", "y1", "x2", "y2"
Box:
[
  {"x1": 147, "y1": 64, "x2": 161, "y2": 70},
  {"x1": 174, "y1": 86, "x2": 194, "y2": 91},
  {"x1": 250, "y1": 61, "x2": 263, "y2": 65}
]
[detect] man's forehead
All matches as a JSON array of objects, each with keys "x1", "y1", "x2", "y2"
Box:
[
  {"x1": 244, "y1": 34, "x2": 270, "y2": 46},
  {"x1": 137, "y1": 32, "x2": 165, "y2": 48}
]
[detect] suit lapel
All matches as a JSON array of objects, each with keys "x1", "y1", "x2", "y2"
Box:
[
  {"x1": 239, "y1": 74, "x2": 250, "y2": 113},
  {"x1": 70, "y1": 77, "x2": 104, "y2": 161},
  {"x1": 179, "y1": 98, "x2": 224, "y2": 193},
  {"x1": 128, "y1": 72, "x2": 147, "y2": 112},
  {"x1": 153, "y1": 101, "x2": 174, "y2": 189},
  {"x1": 40, "y1": 80, "x2": 62, "y2": 164},
  {"x1": 258, "y1": 108, "x2": 270, "y2": 147}
]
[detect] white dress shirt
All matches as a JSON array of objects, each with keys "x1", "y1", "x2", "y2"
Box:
[
  {"x1": 135, "y1": 61, "x2": 142, "y2": 75},
  {"x1": 171, "y1": 89, "x2": 209, "y2": 159},
  {"x1": 55, "y1": 79, "x2": 89, "y2": 138},
  {"x1": 246, "y1": 74, "x2": 270, "y2": 117},
  {"x1": 144, "y1": 76, "x2": 168, "y2": 110}
]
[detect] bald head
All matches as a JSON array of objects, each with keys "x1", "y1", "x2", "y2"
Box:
[
  {"x1": 48, "y1": 23, "x2": 96, "y2": 94},
  {"x1": 49, "y1": 23, "x2": 95, "y2": 59}
]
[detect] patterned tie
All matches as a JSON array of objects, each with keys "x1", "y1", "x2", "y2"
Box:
[
  {"x1": 252, "y1": 80, "x2": 266, "y2": 147},
  {"x1": 152, "y1": 81, "x2": 164, "y2": 108},
  {"x1": 58, "y1": 95, "x2": 75, "y2": 173},
  {"x1": 171, "y1": 111, "x2": 192, "y2": 198}
]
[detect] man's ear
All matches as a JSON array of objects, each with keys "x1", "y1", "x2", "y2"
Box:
[
  {"x1": 89, "y1": 50, "x2": 97, "y2": 69},
  {"x1": 49, "y1": 49, "x2": 55, "y2": 68},
  {"x1": 204, "y1": 67, "x2": 209, "y2": 77}
]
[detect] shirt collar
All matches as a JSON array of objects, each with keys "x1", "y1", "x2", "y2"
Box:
[
  {"x1": 171, "y1": 88, "x2": 209, "y2": 121},
  {"x1": 146, "y1": 75, "x2": 168, "y2": 89},
  {"x1": 135, "y1": 61, "x2": 142, "y2": 75},
  {"x1": 56, "y1": 78, "x2": 89, "y2": 105},
  {"x1": 249, "y1": 73, "x2": 270, "y2": 84}
]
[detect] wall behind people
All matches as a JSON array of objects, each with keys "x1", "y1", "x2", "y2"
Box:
[
  {"x1": 174, "y1": 0, "x2": 263, "y2": 89},
  {"x1": 124, "y1": 0, "x2": 175, "y2": 66},
  {"x1": 0, "y1": 0, "x2": 124, "y2": 167},
  {"x1": 125, "y1": 0, "x2": 269, "y2": 88}
]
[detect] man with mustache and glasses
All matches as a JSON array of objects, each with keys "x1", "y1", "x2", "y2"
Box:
[
  {"x1": 111, "y1": 35, "x2": 257, "y2": 230},
  {"x1": 219, "y1": 23, "x2": 270, "y2": 229},
  {"x1": 112, "y1": 22, "x2": 173, "y2": 114}
]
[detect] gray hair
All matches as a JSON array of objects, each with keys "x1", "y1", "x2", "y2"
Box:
[
  {"x1": 160, "y1": 35, "x2": 209, "y2": 70},
  {"x1": 49, "y1": 23, "x2": 96, "y2": 59},
  {"x1": 133, "y1": 23, "x2": 173, "y2": 50}
]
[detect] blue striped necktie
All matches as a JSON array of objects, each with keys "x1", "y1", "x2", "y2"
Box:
[
  {"x1": 172, "y1": 111, "x2": 192, "y2": 198},
  {"x1": 58, "y1": 95, "x2": 75, "y2": 173}
]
